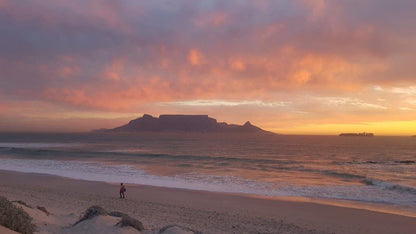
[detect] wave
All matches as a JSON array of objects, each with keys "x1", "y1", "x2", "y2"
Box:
[
  {"x1": 322, "y1": 170, "x2": 366, "y2": 179},
  {"x1": 0, "y1": 147, "x2": 398, "y2": 186},
  {"x1": 0, "y1": 158, "x2": 415, "y2": 209},
  {"x1": 363, "y1": 179, "x2": 416, "y2": 195},
  {"x1": 339, "y1": 160, "x2": 415, "y2": 165},
  {"x1": 0, "y1": 146, "x2": 296, "y2": 166}
]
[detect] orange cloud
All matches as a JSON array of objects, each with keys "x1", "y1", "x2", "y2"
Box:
[
  {"x1": 1, "y1": 0, "x2": 416, "y2": 133},
  {"x1": 229, "y1": 58, "x2": 246, "y2": 71},
  {"x1": 103, "y1": 59, "x2": 125, "y2": 81},
  {"x1": 188, "y1": 49, "x2": 205, "y2": 66}
]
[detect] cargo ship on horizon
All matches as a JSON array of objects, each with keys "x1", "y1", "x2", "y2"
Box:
[{"x1": 339, "y1": 132, "x2": 374, "y2": 137}]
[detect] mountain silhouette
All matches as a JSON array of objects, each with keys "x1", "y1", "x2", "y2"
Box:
[{"x1": 102, "y1": 114, "x2": 273, "y2": 134}]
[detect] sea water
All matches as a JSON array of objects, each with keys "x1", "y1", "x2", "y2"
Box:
[{"x1": 0, "y1": 133, "x2": 415, "y2": 216}]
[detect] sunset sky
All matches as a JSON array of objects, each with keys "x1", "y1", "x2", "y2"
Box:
[{"x1": 1, "y1": 0, "x2": 415, "y2": 135}]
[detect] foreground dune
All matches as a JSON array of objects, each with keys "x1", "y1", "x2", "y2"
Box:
[{"x1": 0, "y1": 170, "x2": 415, "y2": 233}]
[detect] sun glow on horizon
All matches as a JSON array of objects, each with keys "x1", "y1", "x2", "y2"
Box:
[{"x1": 271, "y1": 121, "x2": 416, "y2": 136}]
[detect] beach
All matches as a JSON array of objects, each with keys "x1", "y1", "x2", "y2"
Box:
[
  {"x1": 1, "y1": 170, "x2": 415, "y2": 234},
  {"x1": 2, "y1": 0, "x2": 416, "y2": 232}
]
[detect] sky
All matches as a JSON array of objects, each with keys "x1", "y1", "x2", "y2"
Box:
[{"x1": 0, "y1": 0, "x2": 415, "y2": 135}]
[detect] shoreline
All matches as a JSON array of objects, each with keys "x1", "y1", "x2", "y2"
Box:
[
  {"x1": 1, "y1": 166, "x2": 415, "y2": 219},
  {"x1": 109, "y1": 177, "x2": 416, "y2": 219},
  {"x1": 1, "y1": 170, "x2": 415, "y2": 233}
]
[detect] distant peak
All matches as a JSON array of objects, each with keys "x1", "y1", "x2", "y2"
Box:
[
  {"x1": 243, "y1": 121, "x2": 252, "y2": 126},
  {"x1": 142, "y1": 114, "x2": 154, "y2": 119}
]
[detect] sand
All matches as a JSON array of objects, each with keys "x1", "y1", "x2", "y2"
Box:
[
  {"x1": 0, "y1": 170, "x2": 415, "y2": 234},
  {"x1": 0, "y1": 225, "x2": 19, "y2": 234}
]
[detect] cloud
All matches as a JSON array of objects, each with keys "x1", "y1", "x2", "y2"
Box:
[
  {"x1": 318, "y1": 97, "x2": 388, "y2": 110},
  {"x1": 161, "y1": 100, "x2": 289, "y2": 107},
  {"x1": 391, "y1": 86, "x2": 416, "y2": 95},
  {"x1": 187, "y1": 49, "x2": 205, "y2": 66},
  {"x1": 0, "y1": 0, "x2": 415, "y2": 133}
]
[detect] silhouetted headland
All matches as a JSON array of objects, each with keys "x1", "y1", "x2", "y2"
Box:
[
  {"x1": 97, "y1": 114, "x2": 275, "y2": 134},
  {"x1": 339, "y1": 132, "x2": 374, "y2": 137}
]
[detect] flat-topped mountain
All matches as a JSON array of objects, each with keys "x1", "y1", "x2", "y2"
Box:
[{"x1": 103, "y1": 114, "x2": 273, "y2": 134}]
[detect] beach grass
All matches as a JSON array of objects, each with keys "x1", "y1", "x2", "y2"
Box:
[{"x1": 0, "y1": 196, "x2": 36, "y2": 234}]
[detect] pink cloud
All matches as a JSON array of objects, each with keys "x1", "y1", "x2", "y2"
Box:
[{"x1": 0, "y1": 0, "x2": 415, "y2": 132}]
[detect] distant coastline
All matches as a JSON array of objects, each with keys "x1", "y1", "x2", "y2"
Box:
[{"x1": 339, "y1": 132, "x2": 374, "y2": 137}]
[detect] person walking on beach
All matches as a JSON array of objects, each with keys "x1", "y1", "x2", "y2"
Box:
[{"x1": 120, "y1": 183, "x2": 126, "y2": 199}]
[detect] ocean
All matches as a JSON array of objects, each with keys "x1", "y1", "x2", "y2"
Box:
[{"x1": 0, "y1": 133, "x2": 415, "y2": 216}]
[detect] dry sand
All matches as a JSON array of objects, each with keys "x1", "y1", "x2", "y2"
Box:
[
  {"x1": 0, "y1": 170, "x2": 415, "y2": 233},
  {"x1": 0, "y1": 225, "x2": 19, "y2": 234}
]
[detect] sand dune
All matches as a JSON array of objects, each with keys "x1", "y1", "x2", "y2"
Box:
[{"x1": 66, "y1": 215, "x2": 140, "y2": 234}]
